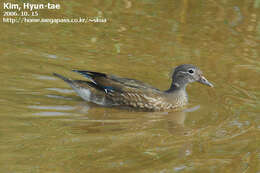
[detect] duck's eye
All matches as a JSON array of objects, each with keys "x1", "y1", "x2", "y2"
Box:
[{"x1": 188, "y1": 69, "x2": 194, "y2": 74}]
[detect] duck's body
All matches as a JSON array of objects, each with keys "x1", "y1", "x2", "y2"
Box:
[{"x1": 53, "y1": 64, "x2": 213, "y2": 111}]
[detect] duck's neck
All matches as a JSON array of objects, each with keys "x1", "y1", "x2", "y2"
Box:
[
  {"x1": 166, "y1": 82, "x2": 187, "y2": 93},
  {"x1": 165, "y1": 82, "x2": 188, "y2": 106}
]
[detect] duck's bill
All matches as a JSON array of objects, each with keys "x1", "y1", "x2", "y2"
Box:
[{"x1": 198, "y1": 76, "x2": 214, "y2": 87}]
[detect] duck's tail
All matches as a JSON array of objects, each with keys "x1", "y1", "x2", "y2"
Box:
[
  {"x1": 53, "y1": 73, "x2": 73, "y2": 84},
  {"x1": 53, "y1": 72, "x2": 111, "y2": 106}
]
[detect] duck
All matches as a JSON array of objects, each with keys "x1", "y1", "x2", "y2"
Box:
[{"x1": 53, "y1": 64, "x2": 213, "y2": 111}]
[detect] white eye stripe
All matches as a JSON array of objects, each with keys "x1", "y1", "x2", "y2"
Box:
[
  {"x1": 178, "y1": 70, "x2": 195, "y2": 76},
  {"x1": 179, "y1": 71, "x2": 187, "y2": 74},
  {"x1": 179, "y1": 71, "x2": 189, "y2": 75}
]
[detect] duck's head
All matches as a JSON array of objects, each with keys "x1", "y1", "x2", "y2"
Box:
[{"x1": 171, "y1": 64, "x2": 214, "y2": 88}]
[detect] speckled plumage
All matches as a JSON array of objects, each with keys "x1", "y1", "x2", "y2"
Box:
[{"x1": 53, "y1": 64, "x2": 213, "y2": 111}]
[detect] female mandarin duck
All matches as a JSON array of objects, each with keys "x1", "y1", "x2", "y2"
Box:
[{"x1": 53, "y1": 64, "x2": 213, "y2": 111}]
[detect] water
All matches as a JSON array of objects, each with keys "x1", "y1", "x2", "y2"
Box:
[{"x1": 1, "y1": 0, "x2": 260, "y2": 172}]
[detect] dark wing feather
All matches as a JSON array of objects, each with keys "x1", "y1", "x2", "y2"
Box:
[
  {"x1": 53, "y1": 72, "x2": 104, "y2": 92},
  {"x1": 72, "y1": 70, "x2": 159, "y2": 92},
  {"x1": 72, "y1": 70, "x2": 106, "y2": 84}
]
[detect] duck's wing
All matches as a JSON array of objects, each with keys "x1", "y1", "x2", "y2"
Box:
[{"x1": 72, "y1": 70, "x2": 160, "y2": 93}]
